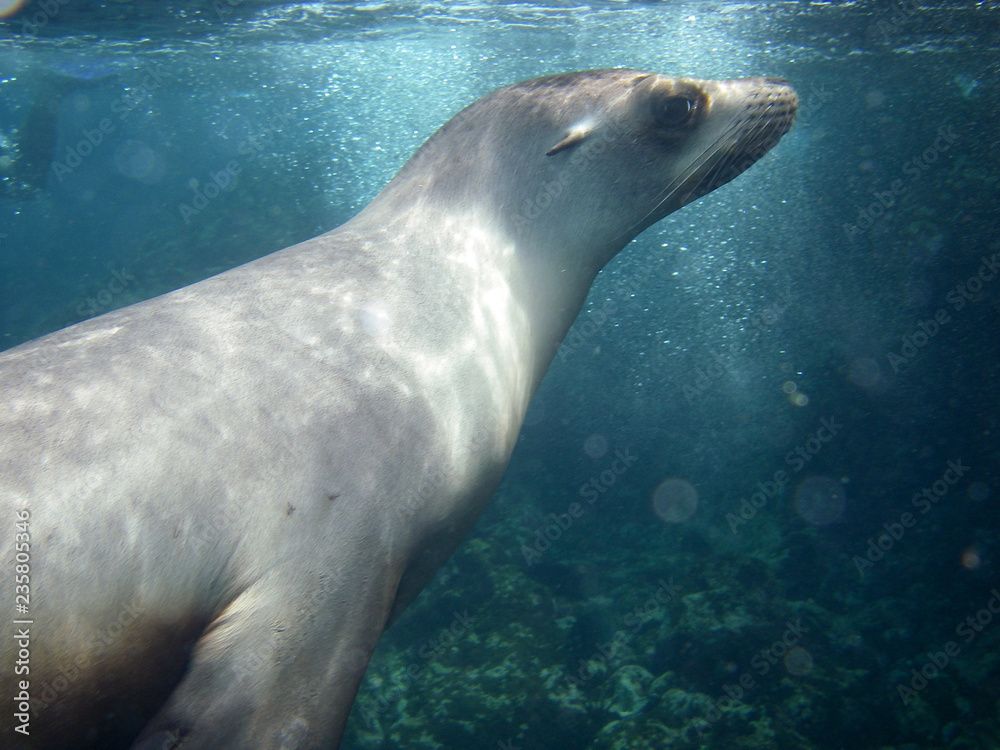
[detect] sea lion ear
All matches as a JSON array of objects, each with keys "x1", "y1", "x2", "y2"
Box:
[{"x1": 545, "y1": 123, "x2": 592, "y2": 156}]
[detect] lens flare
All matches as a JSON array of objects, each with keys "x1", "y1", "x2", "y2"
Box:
[{"x1": 652, "y1": 478, "x2": 699, "y2": 523}]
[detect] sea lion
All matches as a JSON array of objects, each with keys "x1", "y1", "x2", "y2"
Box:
[{"x1": 0, "y1": 69, "x2": 796, "y2": 749}]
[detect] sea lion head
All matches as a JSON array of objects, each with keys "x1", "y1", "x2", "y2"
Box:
[
  {"x1": 381, "y1": 69, "x2": 796, "y2": 275},
  {"x1": 515, "y1": 70, "x2": 797, "y2": 260}
]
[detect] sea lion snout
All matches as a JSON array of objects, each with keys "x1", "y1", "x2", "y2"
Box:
[{"x1": 673, "y1": 75, "x2": 797, "y2": 206}]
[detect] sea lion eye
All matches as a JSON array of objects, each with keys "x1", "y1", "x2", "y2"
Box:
[{"x1": 656, "y1": 96, "x2": 695, "y2": 127}]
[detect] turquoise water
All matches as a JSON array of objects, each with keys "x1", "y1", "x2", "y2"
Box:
[{"x1": 2, "y1": 2, "x2": 998, "y2": 748}]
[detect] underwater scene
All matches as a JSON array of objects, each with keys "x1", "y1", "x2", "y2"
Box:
[{"x1": 1, "y1": 1, "x2": 999, "y2": 748}]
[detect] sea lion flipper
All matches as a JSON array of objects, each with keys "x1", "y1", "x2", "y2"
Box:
[{"x1": 135, "y1": 572, "x2": 385, "y2": 748}]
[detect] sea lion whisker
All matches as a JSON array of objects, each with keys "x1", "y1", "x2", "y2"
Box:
[{"x1": 618, "y1": 111, "x2": 748, "y2": 240}]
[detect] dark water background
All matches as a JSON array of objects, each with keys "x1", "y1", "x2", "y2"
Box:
[{"x1": 2, "y1": 1, "x2": 999, "y2": 748}]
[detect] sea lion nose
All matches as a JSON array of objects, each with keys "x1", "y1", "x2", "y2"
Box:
[
  {"x1": 754, "y1": 77, "x2": 799, "y2": 118},
  {"x1": 678, "y1": 75, "x2": 797, "y2": 206},
  {"x1": 741, "y1": 77, "x2": 798, "y2": 138}
]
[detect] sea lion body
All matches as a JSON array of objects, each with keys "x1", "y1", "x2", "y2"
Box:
[{"x1": 0, "y1": 70, "x2": 795, "y2": 749}]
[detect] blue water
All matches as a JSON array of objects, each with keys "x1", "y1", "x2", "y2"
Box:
[{"x1": 2, "y1": 2, "x2": 998, "y2": 748}]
